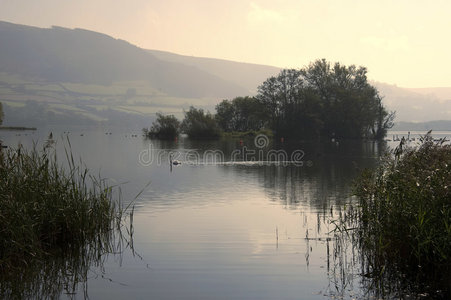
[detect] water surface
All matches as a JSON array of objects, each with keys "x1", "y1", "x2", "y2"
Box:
[{"x1": 2, "y1": 127, "x2": 444, "y2": 299}]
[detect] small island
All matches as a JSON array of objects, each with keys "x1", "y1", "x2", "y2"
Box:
[{"x1": 144, "y1": 59, "x2": 394, "y2": 141}]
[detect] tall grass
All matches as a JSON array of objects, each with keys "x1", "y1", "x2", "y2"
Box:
[
  {"x1": 0, "y1": 140, "x2": 133, "y2": 298},
  {"x1": 351, "y1": 132, "x2": 451, "y2": 297}
]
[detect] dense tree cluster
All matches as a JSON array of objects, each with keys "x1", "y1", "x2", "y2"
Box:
[
  {"x1": 144, "y1": 112, "x2": 180, "y2": 139},
  {"x1": 145, "y1": 60, "x2": 394, "y2": 140},
  {"x1": 144, "y1": 107, "x2": 221, "y2": 140},
  {"x1": 180, "y1": 107, "x2": 221, "y2": 139},
  {"x1": 216, "y1": 59, "x2": 394, "y2": 139},
  {"x1": 215, "y1": 96, "x2": 266, "y2": 132}
]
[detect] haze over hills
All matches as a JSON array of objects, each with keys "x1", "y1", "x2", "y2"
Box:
[
  {"x1": 407, "y1": 87, "x2": 451, "y2": 101},
  {"x1": 0, "y1": 20, "x2": 262, "y2": 127},
  {"x1": 373, "y1": 82, "x2": 451, "y2": 123},
  {"x1": 147, "y1": 49, "x2": 280, "y2": 95},
  {"x1": 0, "y1": 20, "x2": 248, "y2": 98},
  {"x1": 0, "y1": 20, "x2": 450, "y2": 129}
]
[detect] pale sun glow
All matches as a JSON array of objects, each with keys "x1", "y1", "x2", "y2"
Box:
[{"x1": 0, "y1": 0, "x2": 450, "y2": 87}]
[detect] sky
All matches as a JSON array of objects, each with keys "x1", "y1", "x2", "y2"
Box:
[{"x1": 0, "y1": 0, "x2": 450, "y2": 88}]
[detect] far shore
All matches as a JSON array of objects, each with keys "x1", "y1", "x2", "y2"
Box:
[{"x1": 0, "y1": 126, "x2": 37, "y2": 131}]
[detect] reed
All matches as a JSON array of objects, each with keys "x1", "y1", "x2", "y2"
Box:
[
  {"x1": 351, "y1": 132, "x2": 451, "y2": 297},
  {"x1": 0, "y1": 139, "x2": 132, "y2": 298}
]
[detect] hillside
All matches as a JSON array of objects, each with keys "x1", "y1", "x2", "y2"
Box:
[
  {"x1": 392, "y1": 120, "x2": 451, "y2": 131},
  {"x1": 407, "y1": 87, "x2": 451, "y2": 101},
  {"x1": 0, "y1": 21, "x2": 248, "y2": 99},
  {"x1": 147, "y1": 49, "x2": 280, "y2": 94},
  {"x1": 0, "y1": 21, "x2": 279, "y2": 127},
  {"x1": 0, "y1": 20, "x2": 450, "y2": 128},
  {"x1": 373, "y1": 82, "x2": 451, "y2": 122}
]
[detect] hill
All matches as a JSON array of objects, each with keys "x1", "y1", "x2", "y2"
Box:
[
  {"x1": 0, "y1": 20, "x2": 449, "y2": 127},
  {"x1": 0, "y1": 21, "x2": 250, "y2": 99},
  {"x1": 0, "y1": 21, "x2": 281, "y2": 127},
  {"x1": 373, "y1": 82, "x2": 451, "y2": 122},
  {"x1": 407, "y1": 87, "x2": 451, "y2": 101},
  {"x1": 147, "y1": 49, "x2": 280, "y2": 94},
  {"x1": 392, "y1": 120, "x2": 451, "y2": 131}
]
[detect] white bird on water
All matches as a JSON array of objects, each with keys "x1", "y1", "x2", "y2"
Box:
[{"x1": 169, "y1": 154, "x2": 181, "y2": 165}]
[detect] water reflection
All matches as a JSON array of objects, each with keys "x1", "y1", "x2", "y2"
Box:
[
  {"x1": 0, "y1": 212, "x2": 133, "y2": 300},
  {"x1": 327, "y1": 198, "x2": 451, "y2": 299},
  {"x1": 183, "y1": 138, "x2": 385, "y2": 210},
  {"x1": 130, "y1": 137, "x2": 391, "y2": 299},
  {"x1": 2, "y1": 127, "x2": 447, "y2": 299}
]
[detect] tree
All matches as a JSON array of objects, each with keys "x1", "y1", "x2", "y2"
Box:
[
  {"x1": 215, "y1": 100, "x2": 235, "y2": 132},
  {"x1": 256, "y1": 76, "x2": 280, "y2": 130},
  {"x1": 301, "y1": 60, "x2": 380, "y2": 138},
  {"x1": 371, "y1": 94, "x2": 395, "y2": 139},
  {"x1": 255, "y1": 59, "x2": 394, "y2": 140},
  {"x1": 256, "y1": 69, "x2": 306, "y2": 135},
  {"x1": 181, "y1": 106, "x2": 221, "y2": 139},
  {"x1": 257, "y1": 68, "x2": 323, "y2": 137},
  {"x1": 215, "y1": 96, "x2": 268, "y2": 132},
  {"x1": 145, "y1": 113, "x2": 180, "y2": 139}
]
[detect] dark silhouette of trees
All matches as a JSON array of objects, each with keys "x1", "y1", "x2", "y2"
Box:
[
  {"x1": 215, "y1": 100, "x2": 235, "y2": 132},
  {"x1": 181, "y1": 106, "x2": 221, "y2": 139},
  {"x1": 251, "y1": 59, "x2": 394, "y2": 139},
  {"x1": 144, "y1": 108, "x2": 223, "y2": 140},
  {"x1": 143, "y1": 60, "x2": 394, "y2": 141},
  {"x1": 371, "y1": 94, "x2": 396, "y2": 140},
  {"x1": 215, "y1": 96, "x2": 268, "y2": 132},
  {"x1": 144, "y1": 113, "x2": 180, "y2": 139}
]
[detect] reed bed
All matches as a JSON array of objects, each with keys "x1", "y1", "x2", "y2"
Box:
[
  {"x1": 0, "y1": 140, "x2": 132, "y2": 298},
  {"x1": 350, "y1": 133, "x2": 451, "y2": 297}
]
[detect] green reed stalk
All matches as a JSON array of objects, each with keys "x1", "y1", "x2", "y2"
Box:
[
  {"x1": 351, "y1": 133, "x2": 451, "y2": 297},
  {"x1": 0, "y1": 140, "x2": 133, "y2": 298}
]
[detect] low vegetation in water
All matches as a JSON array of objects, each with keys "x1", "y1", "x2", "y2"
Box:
[
  {"x1": 0, "y1": 140, "x2": 133, "y2": 298},
  {"x1": 144, "y1": 112, "x2": 180, "y2": 140},
  {"x1": 350, "y1": 133, "x2": 450, "y2": 297}
]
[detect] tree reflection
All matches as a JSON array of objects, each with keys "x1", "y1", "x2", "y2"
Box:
[
  {"x1": 0, "y1": 223, "x2": 133, "y2": 299},
  {"x1": 226, "y1": 139, "x2": 385, "y2": 210}
]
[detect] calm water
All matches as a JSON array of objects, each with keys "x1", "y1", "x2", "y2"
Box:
[{"x1": 1, "y1": 127, "x2": 447, "y2": 299}]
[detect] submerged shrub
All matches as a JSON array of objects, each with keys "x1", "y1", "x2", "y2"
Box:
[{"x1": 353, "y1": 133, "x2": 451, "y2": 296}]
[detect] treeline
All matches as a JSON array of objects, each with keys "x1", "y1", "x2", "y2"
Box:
[
  {"x1": 145, "y1": 59, "x2": 395, "y2": 140},
  {"x1": 144, "y1": 108, "x2": 221, "y2": 140}
]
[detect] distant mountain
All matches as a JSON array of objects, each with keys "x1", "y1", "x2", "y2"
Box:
[
  {"x1": 1, "y1": 20, "x2": 450, "y2": 127},
  {"x1": 0, "y1": 20, "x2": 283, "y2": 127},
  {"x1": 0, "y1": 21, "x2": 249, "y2": 98},
  {"x1": 406, "y1": 87, "x2": 451, "y2": 101},
  {"x1": 373, "y1": 82, "x2": 451, "y2": 122},
  {"x1": 392, "y1": 120, "x2": 451, "y2": 131},
  {"x1": 147, "y1": 49, "x2": 280, "y2": 94}
]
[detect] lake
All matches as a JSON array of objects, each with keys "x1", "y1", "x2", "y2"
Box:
[{"x1": 0, "y1": 127, "x2": 448, "y2": 299}]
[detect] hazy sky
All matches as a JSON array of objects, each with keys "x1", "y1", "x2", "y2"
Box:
[{"x1": 1, "y1": 0, "x2": 450, "y2": 88}]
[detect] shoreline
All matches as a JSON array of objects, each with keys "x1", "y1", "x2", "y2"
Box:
[{"x1": 0, "y1": 126, "x2": 37, "y2": 131}]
